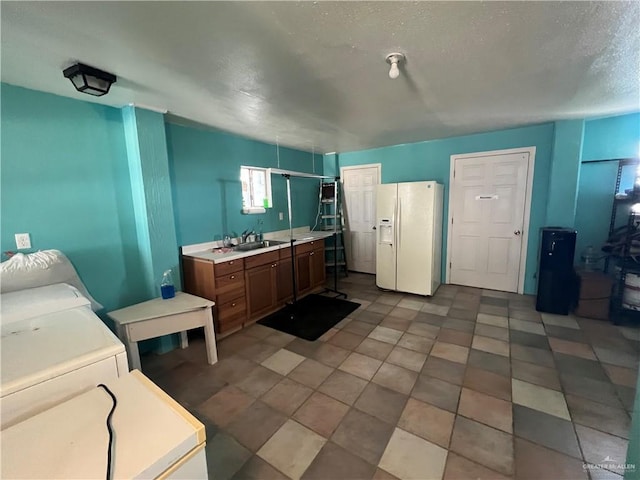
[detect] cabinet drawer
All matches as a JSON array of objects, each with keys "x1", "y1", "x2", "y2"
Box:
[
  {"x1": 280, "y1": 246, "x2": 292, "y2": 259},
  {"x1": 217, "y1": 286, "x2": 245, "y2": 306},
  {"x1": 214, "y1": 259, "x2": 244, "y2": 277},
  {"x1": 216, "y1": 314, "x2": 244, "y2": 335},
  {"x1": 296, "y1": 242, "x2": 314, "y2": 255},
  {"x1": 245, "y1": 250, "x2": 279, "y2": 269},
  {"x1": 312, "y1": 240, "x2": 325, "y2": 252},
  {"x1": 215, "y1": 271, "x2": 244, "y2": 294},
  {"x1": 217, "y1": 297, "x2": 246, "y2": 322},
  {"x1": 296, "y1": 240, "x2": 322, "y2": 255}
]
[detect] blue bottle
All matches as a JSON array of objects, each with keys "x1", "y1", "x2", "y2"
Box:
[{"x1": 161, "y1": 269, "x2": 175, "y2": 299}]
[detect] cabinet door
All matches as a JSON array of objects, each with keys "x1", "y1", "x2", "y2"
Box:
[
  {"x1": 246, "y1": 263, "x2": 277, "y2": 319},
  {"x1": 296, "y1": 252, "x2": 312, "y2": 294},
  {"x1": 310, "y1": 248, "x2": 326, "y2": 288},
  {"x1": 277, "y1": 257, "x2": 294, "y2": 304}
]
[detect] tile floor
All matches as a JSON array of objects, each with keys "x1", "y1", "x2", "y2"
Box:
[{"x1": 142, "y1": 273, "x2": 640, "y2": 480}]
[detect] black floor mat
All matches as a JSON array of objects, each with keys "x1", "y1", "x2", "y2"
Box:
[{"x1": 258, "y1": 294, "x2": 360, "y2": 341}]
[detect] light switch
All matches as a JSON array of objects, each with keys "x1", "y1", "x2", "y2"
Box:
[
  {"x1": 15, "y1": 233, "x2": 31, "y2": 249},
  {"x1": 279, "y1": 212, "x2": 284, "y2": 221}
]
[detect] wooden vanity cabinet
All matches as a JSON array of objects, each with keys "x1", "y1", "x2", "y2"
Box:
[
  {"x1": 182, "y1": 238, "x2": 326, "y2": 337},
  {"x1": 182, "y1": 256, "x2": 245, "y2": 336}
]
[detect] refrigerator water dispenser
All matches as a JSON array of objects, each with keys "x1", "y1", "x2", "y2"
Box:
[{"x1": 379, "y1": 219, "x2": 394, "y2": 244}]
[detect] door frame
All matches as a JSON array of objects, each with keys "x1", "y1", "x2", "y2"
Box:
[
  {"x1": 340, "y1": 163, "x2": 382, "y2": 273},
  {"x1": 445, "y1": 147, "x2": 536, "y2": 294}
]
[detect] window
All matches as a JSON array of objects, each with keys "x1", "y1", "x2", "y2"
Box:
[{"x1": 241, "y1": 166, "x2": 272, "y2": 214}]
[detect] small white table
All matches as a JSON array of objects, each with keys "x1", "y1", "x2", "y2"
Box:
[{"x1": 109, "y1": 292, "x2": 217, "y2": 371}]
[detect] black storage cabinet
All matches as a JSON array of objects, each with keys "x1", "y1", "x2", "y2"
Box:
[{"x1": 536, "y1": 227, "x2": 577, "y2": 315}]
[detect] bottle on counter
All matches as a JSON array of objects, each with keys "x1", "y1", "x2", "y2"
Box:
[{"x1": 160, "y1": 269, "x2": 176, "y2": 299}]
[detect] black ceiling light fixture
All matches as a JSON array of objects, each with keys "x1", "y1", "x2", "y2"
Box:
[{"x1": 62, "y1": 63, "x2": 117, "y2": 96}]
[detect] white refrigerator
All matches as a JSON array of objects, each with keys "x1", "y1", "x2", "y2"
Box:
[{"x1": 376, "y1": 181, "x2": 444, "y2": 296}]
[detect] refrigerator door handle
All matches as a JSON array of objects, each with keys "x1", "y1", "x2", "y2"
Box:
[
  {"x1": 397, "y1": 198, "x2": 401, "y2": 247},
  {"x1": 392, "y1": 203, "x2": 397, "y2": 247}
]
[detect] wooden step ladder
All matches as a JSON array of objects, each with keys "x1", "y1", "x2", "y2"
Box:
[{"x1": 319, "y1": 181, "x2": 348, "y2": 277}]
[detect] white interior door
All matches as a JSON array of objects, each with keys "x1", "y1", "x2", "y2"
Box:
[
  {"x1": 448, "y1": 150, "x2": 533, "y2": 292},
  {"x1": 341, "y1": 165, "x2": 380, "y2": 274}
]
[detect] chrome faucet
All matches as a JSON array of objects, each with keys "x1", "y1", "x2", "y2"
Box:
[{"x1": 241, "y1": 229, "x2": 255, "y2": 243}]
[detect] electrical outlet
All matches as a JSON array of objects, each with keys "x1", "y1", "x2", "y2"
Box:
[
  {"x1": 279, "y1": 212, "x2": 284, "y2": 221},
  {"x1": 15, "y1": 233, "x2": 31, "y2": 249}
]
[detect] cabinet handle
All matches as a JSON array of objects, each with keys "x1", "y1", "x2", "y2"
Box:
[
  {"x1": 230, "y1": 275, "x2": 235, "y2": 279},
  {"x1": 272, "y1": 263, "x2": 277, "y2": 268},
  {"x1": 231, "y1": 302, "x2": 236, "y2": 307},
  {"x1": 311, "y1": 241, "x2": 314, "y2": 245},
  {"x1": 229, "y1": 261, "x2": 234, "y2": 265},
  {"x1": 310, "y1": 252, "x2": 314, "y2": 256}
]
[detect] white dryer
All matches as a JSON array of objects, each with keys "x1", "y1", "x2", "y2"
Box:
[{"x1": 1, "y1": 284, "x2": 128, "y2": 428}]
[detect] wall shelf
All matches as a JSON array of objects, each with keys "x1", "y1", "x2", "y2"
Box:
[{"x1": 607, "y1": 158, "x2": 640, "y2": 324}]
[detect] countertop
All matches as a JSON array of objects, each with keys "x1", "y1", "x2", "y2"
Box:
[{"x1": 183, "y1": 230, "x2": 334, "y2": 264}]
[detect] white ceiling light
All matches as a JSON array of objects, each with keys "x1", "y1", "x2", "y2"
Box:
[{"x1": 385, "y1": 53, "x2": 405, "y2": 79}]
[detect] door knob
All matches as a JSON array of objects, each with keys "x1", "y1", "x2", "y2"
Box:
[
  {"x1": 372, "y1": 226, "x2": 377, "y2": 230},
  {"x1": 514, "y1": 230, "x2": 521, "y2": 236}
]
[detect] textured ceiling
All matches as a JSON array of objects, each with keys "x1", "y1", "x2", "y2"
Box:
[{"x1": 1, "y1": 1, "x2": 639, "y2": 153}]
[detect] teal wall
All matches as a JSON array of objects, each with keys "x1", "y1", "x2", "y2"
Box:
[
  {"x1": 166, "y1": 122, "x2": 322, "y2": 246},
  {"x1": 0, "y1": 82, "x2": 321, "y2": 352},
  {"x1": 122, "y1": 106, "x2": 182, "y2": 353},
  {"x1": 574, "y1": 113, "x2": 640, "y2": 264},
  {"x1": 122, "y1": 106, "x2": 180, "y2": 296},
  {"x1": 583, "y1": 113, "x2": 640, "y2": 161},
  {"x1": 323, "y1": 153, "x2": 339, "y2": 177},
  {"x1": 545, "y1": 120, "x2": 584, "y2": 227},
  {"x1": 0, "y1": 83, "x2": 148, "y2": 313},
  {"x1": 3, "y1": 80, "x2": 637, "y2": 302},
  {"x1": 335, "y1": 123, "x2": 555, "y2": 294}
]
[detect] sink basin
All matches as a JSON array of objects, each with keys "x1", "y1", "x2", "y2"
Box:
[
  {"x1": 234, "y1": 239, "x2": 290, "y2": 252},
  {"x1": 263, "y1": 239, "x2": 290, "y2": 246}
]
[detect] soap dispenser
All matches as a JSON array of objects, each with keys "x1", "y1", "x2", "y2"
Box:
[{"x1": 160, "y1": 269, "x2": 176, "y2": 299}]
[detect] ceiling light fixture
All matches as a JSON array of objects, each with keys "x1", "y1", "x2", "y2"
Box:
[
  {"x1": 385, "y1": 52, "x2": 405, "y2": 79},
  {"x1": 62, "y1": 63, "x2": 117, "y2": 96}
]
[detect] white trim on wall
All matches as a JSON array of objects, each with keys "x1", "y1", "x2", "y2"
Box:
[{"x1": 445, "y1": 146, "x2": 536, "y2": 294}]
